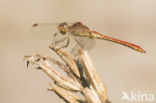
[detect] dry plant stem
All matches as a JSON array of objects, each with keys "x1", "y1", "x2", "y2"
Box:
[
  {"x1": 49, "y1": 44, "x2": 80, "y2": 78},
  {"x1": 39, "y1": 60, "x2": 81, "y2": 91},
  {"x1": 81, "y1": 87, "x2": 102, "y2": 103},
  {"x1": 79, "y1": 51, "x2": 108, "y2": 103},
  {"x1": 36, "y1": 54, "x2": 76, "y2": 79},
  {"x1": 49, "y1": 82, "x2": 80, "y2": 103},
  {"x1": 24, "y1": 55, "x2": 81, "y2": 91},
  {"x1": 24, "y1": 44, "x2": 110, "y2": 103}
]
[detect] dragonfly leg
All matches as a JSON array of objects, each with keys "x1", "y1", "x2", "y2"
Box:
[
  {"x1": 52, "y1": 37, "x2": 68, "y2": 45},
  {"x1": 51, "y1": 37, "x2": 69, "y2": 51},
  {"x1": 56, "y1": 38, "x2": 70, "y2": 51},
  {"x1": 59, "y1": 38, "x2": 70, "y2": 49}
]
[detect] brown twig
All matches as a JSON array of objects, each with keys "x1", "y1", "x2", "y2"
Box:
[{"x1": 24, "y1": 44, "x2": 110, "y2": 103}]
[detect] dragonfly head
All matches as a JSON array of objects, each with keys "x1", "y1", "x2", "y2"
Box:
[{"x1": 58, "y1": 22, "x2": 68, "y2": 35}]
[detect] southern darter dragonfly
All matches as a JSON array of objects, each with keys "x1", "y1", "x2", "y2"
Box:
[{"x1": 31, "y1": 22, "x2": 146, "y2": 55}]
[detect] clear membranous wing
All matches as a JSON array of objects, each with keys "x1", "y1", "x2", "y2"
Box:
[
  {"x1": 31, "y1": 22, "x2": 75, "y2": 41},
  {"x1": 31, "y1": 23, "x2": 59, "y2": 41},
  {"x1": 71, "y1": 36, "x2": 96, "y2": 55}
]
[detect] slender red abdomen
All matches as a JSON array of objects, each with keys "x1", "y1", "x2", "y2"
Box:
[{"x1": 92, "y1": 31, "x2": 146, "y2": 53}]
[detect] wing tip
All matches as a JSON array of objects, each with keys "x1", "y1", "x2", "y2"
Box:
[{"x1": 32, "y1": 23, "x2": 39, "y2": 27}]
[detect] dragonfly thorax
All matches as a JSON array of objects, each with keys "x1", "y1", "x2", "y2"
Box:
[{"x1": 58, "y1": 22, "x2": 68, "y2": 35}]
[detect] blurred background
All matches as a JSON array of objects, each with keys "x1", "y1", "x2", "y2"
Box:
[{"x1": 0, "y1": 0, "x2": 155, "y2": 103}]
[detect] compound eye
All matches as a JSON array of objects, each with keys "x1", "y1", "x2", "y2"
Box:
[{"x1": 58, "y1": 22, "x2": 68, "y2": 34}]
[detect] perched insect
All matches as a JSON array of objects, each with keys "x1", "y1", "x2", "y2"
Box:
[{"x1": 31, "y1": 22, "x2": 146, "y2": 55}]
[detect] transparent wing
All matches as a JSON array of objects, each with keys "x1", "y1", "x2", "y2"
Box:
[
  {"x1": 71, "y1": 36, "x2": 95, "y2": 55},
  {"x1": 31, "y1": 23, "x2": 58, "y2": 40},
  {"x1": 52, "y1": 32, "x2": 69, "y2": 47},
  {"x1": 73, "y1": 36, "x2": 96, "y2": 50},
  {"x1": 30, "y1": 22, "x2": 78, "y2": 40},
  {"x1": 71, "y1": 44, "x2": 82, "y2": 56}
]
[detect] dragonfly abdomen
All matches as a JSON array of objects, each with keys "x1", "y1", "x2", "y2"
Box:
[{"x1": 91, "y1": 31, "x2": 146, "y2": 53}]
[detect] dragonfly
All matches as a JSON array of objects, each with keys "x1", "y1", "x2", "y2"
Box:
[{"x1": 31, "y1": 22, "x2": 146, "y2": 55}]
